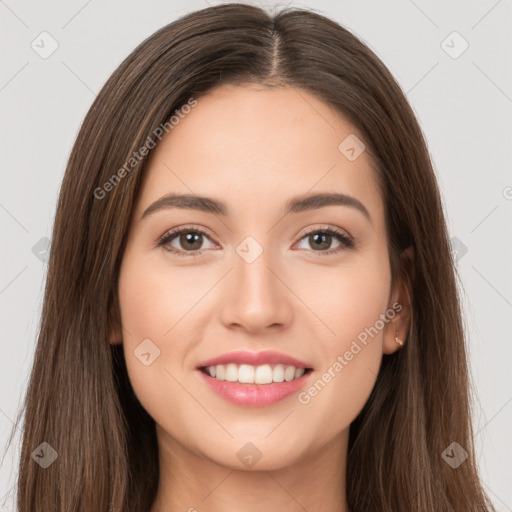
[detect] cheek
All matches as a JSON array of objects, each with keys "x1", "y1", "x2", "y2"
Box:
[
  {"x1": 118, "y1": 249, "x2": 209, "y2": 343},
  {"x1": 116, "y1": 247, "x2": 219, "y2": 415},
  {"x1": 307, "y1": 245, "x2": 391, "y2": 345},
  {"x1": 116, "y1": 250, "x2": 181, "y2": 407},
  {"x1": 328, "y1": 268, "x2": 390, "y2": 342},
  {"x1": 295, "y1": 252, "x2": 391, "y2": 435}
]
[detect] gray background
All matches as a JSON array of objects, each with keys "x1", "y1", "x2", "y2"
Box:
[{"x1": 1, "y1": 0, "x2": 511, "y2": 510}]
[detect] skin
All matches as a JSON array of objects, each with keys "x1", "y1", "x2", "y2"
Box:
[{"x1": 109, "y1": 83, "x2": 412, "y2": 512}]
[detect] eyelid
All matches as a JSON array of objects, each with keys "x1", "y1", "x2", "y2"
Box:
[{"x1": 294, "y1": 223, "x2": 353, "y2": 242}]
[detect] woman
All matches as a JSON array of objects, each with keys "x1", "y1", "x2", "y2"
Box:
[{"x1": 5, "y1": 3, "x2": 494, "y2": 511}]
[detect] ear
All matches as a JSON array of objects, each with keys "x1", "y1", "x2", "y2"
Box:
[
  {"x1": 383, "y1": 246, "x2": 414, "y2": 355},
  {"x1": 108, "y1": 298, "x2": 123, "y2": 345}
]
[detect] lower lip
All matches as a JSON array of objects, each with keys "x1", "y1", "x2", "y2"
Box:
[{"x1": 196, "y1": 369, "x2": 313, "y2": 407}]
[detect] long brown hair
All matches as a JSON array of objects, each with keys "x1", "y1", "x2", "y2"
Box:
[{"x1": 3, "y1": 3, "x2": 494, "y2": 511}]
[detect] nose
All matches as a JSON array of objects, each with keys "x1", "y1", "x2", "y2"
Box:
[{"x1": 218, "y1": 245, "x2": 293, "y2": 334}]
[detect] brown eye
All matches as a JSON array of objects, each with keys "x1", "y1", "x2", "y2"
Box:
[
  {"x1": 177, "y1": 232, "x2": 204, "y2": 251},
  {"x1": 157, "y1": 227, "x2": 217, "y2": 257},
  {"x1": 157, "y1": 225, "x2": 354, "y2": 258},
  {"x1": 308, "y1": 232, "x2": 334, "y2": 251},
  {"x1": 295, "y1": 228, "x2": 354, "y2": 255}
]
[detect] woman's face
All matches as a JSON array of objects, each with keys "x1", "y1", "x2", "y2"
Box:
[{"x1": 113, "y1": 84, "x2": 408, "y2": 471}]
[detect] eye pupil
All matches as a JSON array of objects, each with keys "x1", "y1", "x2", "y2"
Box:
[
  {"x1": 310, "y1": 233, "x2": 331, "y2": 250},
  {"x1": 181, "y1": 232, "x2": 202, "y2": 250}
]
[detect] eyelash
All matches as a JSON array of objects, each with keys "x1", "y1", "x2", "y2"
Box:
[{"x1": 156, "y1": 225, "x2": 355, "y2": 258}]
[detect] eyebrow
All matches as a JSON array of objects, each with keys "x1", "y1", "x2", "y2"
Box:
[{"x1": 141, "y1": 192, "x2": 372, "y2": 223}]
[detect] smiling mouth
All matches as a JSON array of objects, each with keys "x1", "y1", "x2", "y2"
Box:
[{"x1": 199, "y1": 363, "x2": 314, "y2": 385}]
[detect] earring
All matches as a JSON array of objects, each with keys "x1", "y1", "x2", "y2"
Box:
[{"x1": 395, "y1": 330, "x2": 404, "y2": 346}]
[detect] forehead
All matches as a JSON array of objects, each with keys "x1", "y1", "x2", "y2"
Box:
[{"x1": 134, "y1": 84, "x2": 383, "y2": 228}]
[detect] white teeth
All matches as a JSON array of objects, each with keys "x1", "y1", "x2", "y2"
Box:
[
  {"x1": 238, "y1": 364, "x2": 255, "y2": 383},
  {"x1": 225, "y1": 363, "x2": 239, "y2": 382},
  {"x1": 254, "y1": 364, "x2": 273, "y2": 384},
  {"x1": 215, "y1": 364, "x2": 225, "y2": 380},
  {"x1": 204, "y1": 363, "x2": 308, "y2": 384},
  {"x1": 284, "y1": 365, "x2": 296, "y2": 382},
  {"x1": 273, "y1": 364, "x2": 285, "y2": 383}
]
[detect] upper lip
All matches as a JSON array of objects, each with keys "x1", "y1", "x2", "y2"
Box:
[{"x1": 197, "y1": 350, "x2": 313, "y2": 369}]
